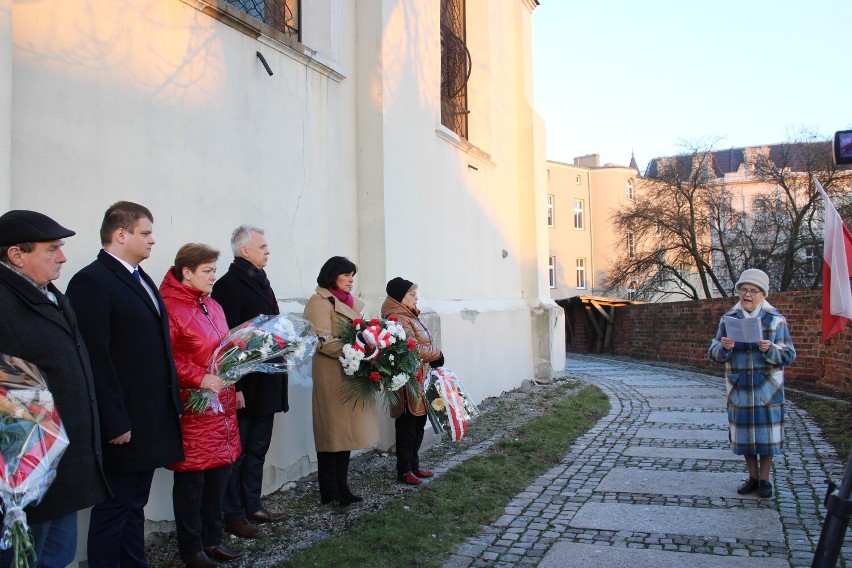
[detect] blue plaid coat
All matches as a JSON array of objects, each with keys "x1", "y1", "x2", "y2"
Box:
[{"x1": 708, "y1": 302, "x2": 796, "y2": 456}]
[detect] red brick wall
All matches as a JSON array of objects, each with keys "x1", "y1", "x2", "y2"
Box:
[{"x1": 565, "y1": 290, "x2": 852, "y2": 392}]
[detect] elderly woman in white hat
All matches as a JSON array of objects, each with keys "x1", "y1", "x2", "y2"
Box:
[{"x1": 708, "y1": 269, "x2": 796, "y2": 498}]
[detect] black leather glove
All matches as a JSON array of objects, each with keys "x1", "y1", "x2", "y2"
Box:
[{"x1": 431, "y1": 353, "x2": 445, "y2": 368}]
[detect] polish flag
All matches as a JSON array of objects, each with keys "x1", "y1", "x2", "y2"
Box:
[{"x1": 816, "y1": 179, "x2": 852, "y2": 341}]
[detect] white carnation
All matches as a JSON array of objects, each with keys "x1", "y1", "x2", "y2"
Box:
[
  {"x1": 390, "y1": 373, "x2": 409, "y2": 390},
  {"x1": 387, "y1": 322, "x2": 406, "y2": 339},
  {"x1": 293, "y1": 344, "x2": 306, "y2": 361}
]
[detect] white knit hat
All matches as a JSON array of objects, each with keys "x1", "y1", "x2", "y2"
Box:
[{"x1": 735, "y1": 268, "x2": 769, "y2": 297}]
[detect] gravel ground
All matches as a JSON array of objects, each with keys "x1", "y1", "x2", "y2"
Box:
[{"x1": 146, "y1": 375, "x2": 581, "y2": 567}]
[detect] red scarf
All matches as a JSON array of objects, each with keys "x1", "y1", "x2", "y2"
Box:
[{"x1": 329, "y1": 287, "x2": 354, "y2": 308}]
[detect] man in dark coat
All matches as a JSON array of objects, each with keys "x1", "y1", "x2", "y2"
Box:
[
  {"x1": 0, "y1": 210, "x2": 111, "y2": 568},
  {"x1": 66, "y1": 201, "x2": 184, "y2": 567},
  {"x1": 212, "y1": 225, "x2": 287, "y2": 538}
]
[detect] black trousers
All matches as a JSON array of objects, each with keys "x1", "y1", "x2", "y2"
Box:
[
  {"x1": 172, "y1": 465, "x2": 231, "y2": 554},
  {"x1": 87, "y1": 469, "x2": 154, "y2": 568},
  {"x1": 223, "y1": 415, "x2": 274, "y2": 521},
  {"x1": 395, "y1": 411, "x2": 427, "y2": 475},
  {"x1": 316, "y1": 451, "x2": 352, "y2": 501}
]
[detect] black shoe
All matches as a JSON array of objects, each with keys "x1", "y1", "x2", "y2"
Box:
[
  {"x1": 339, "y1": 486, "x2": 363, "y2": 504},
  {"x1": 181, "y1": 552, "x2": 217, "y2": 568},
  {"x1": 757, "y1": 480, "x2": 773, "y2": 498},
  {"x1": 737, "y1": 478, "x2": 759, "y2": 495},
  {"x1": 321, "y1": 493, "x2": 352, "y2": 507},
  {"x1": 204, "y1": 544, "x2": 244, "y2": 561}
]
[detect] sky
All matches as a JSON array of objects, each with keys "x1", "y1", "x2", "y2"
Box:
[{"x1": 531, "y1": 1, "x2": 852, "y2": 173}]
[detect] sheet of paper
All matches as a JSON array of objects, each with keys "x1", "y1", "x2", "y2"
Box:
[{"x1": 723, "y1": 316, "x2": 762, "y2": 343}]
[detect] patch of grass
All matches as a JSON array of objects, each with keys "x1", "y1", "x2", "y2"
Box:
[
  {"x1": 283, "y1": 385, "x2": 609, "y2": 568},
  {"x1": 787, "y1": 392, "x2": 852, "y2": 461}
]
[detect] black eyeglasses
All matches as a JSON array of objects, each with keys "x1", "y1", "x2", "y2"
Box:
[{"x1": 738, "y1": 288, "x2": 762, "y2": 297}]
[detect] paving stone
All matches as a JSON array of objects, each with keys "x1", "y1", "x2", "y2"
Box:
[
  {"x1": 647, "y1": 398, "x2": 725, "y2": 409},
  {"x1": 595, "y1": 467, "x2": 761, "y2": 499},
  {"x1": 634, "y1": 426, "x2": 729, "y2": 441},
  {"x1": 569, "y1": 502, "x2": 782, "y2": 541},
  {"x1": 633, "y1": 387, "x2": 722, "y2": 398},
  {"x1": 539, "y1": 542, "x2": 790, "y2": 566},
  {"x1": 607, "y1": 378, "x2": 706, "y2": 387},
  {"x1": 646, "y1": 410, "x2": 728, "y2": 426},
  {"x1": 622, "y1": 444, "x2": 733, "y2": 459}
]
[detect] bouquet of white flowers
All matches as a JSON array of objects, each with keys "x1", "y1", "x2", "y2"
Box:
[{"x1": 184, "y1": 314, "x2": 317, "y2": 414}]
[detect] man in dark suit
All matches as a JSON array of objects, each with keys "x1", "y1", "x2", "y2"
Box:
[
  {"x1": 0, "y1": 210, "x2": 111, "y2": 568},
  {"x1": 67, "y1": 201, "x2": 184, "y2": 567},
  {"x1": 212, "y1": 225, "x2": 287, "y2": 538}
]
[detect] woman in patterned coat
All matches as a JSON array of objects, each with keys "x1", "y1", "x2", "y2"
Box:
[{"x1": 708, "y1": 268, "x2": 796, "y2": 499}]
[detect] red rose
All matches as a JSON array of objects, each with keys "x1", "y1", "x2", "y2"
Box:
[
  {"x1": 353, "y1": 318, "x2": 364, "y2": 328},
  {"x1": 273, "y1": 336, "x2": 287, "y2": 348},
  {"x1": 416, "y1": 370, "x2": 423, "y2": 383},
  {"x1": 237, "y1": 341, "x2": 248, "y2": 350},
  {"x1": 406, "y1": 339, "x2": 417, "y2": 350},
  {"x1": 370, "y1": 318, "x2": 380, "y2": 326},
  {"x1": 369, "y1": 372, "x2": 381, "y2": 382},
  {"x1": 387, "y1": 315, "x2": 398, "y2": 322}
]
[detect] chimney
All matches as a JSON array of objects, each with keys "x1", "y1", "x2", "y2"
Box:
[{"x1": 573, "y1": 154, "x2": 601, "y2": 168}]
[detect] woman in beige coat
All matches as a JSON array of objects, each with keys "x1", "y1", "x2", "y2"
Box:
[
  {"x1": 303, "y1": 256, "x2": 379, "y2": 505},
  {"x1": 381, "y1": 277, "x2": 443, "y2": 485}
]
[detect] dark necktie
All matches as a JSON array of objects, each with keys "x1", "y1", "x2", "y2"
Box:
[{"x1": 132, "y1": 269, "x2": 142, "y2": 284}]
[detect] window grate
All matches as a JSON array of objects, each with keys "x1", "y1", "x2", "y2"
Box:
[
  {"x1": 226, "y1": 0, "x2": 301, "y2": 41},
  {"x1": 441, "y1": 0, "x2": 470, "y2": 139}
]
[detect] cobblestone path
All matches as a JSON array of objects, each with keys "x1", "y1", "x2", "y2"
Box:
[{"x1": 443, "y1": 355, "x2": 850, "y2": 568}]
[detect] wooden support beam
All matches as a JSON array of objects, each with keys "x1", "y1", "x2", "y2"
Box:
[
  {"x1": 589, "y1": 299, "x2": 614, "y2": 323},
  {"x1": 604, "y1": 305, "x2": 615, "y2": 349}
]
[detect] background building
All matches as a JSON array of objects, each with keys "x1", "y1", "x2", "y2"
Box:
[
  {"x1": 546, "y1": 154, "x2": 639, "y2": 299},
  {"x1": 636, "y1": 141, "x2": 851, "y2": 300},
  {"x1": 1, "y1": 0, "x2": 560, "y2": 558}
]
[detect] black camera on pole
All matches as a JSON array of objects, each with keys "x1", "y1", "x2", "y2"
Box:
[{"x1": 833, "y1": 129, "x2": 852, "y2": 165}]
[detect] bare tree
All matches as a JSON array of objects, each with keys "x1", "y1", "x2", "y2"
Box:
[
  {"x1": 747, "y1": 130, "x2": 852, "y2": 291},
  {"x1": 602, "y1": 132, "x2": 852, "y2": 302},
  {"x1": 603, "y1": 140, "x2": 726, "y2": 301}
]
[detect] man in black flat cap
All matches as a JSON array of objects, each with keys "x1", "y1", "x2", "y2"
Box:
[{"x1": 0, "y1": 210, "x2": 111, "y2": 568}]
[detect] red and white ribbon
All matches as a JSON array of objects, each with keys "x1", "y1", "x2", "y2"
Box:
[
  {"x1": 434, "y1": 368, "x2": 468, "y2": 441},
  {"x1": 353, "y1": 325, "x2": 393, "y2": 361}
]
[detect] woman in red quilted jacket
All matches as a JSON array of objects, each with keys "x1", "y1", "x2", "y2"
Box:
[{"x1": 160, "y1": 244, "x2": 243, "y2": 568}]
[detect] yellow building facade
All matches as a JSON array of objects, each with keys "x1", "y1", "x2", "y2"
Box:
[{"x1": 546, "y1": 154, "x2": 639, "y2": 300}]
